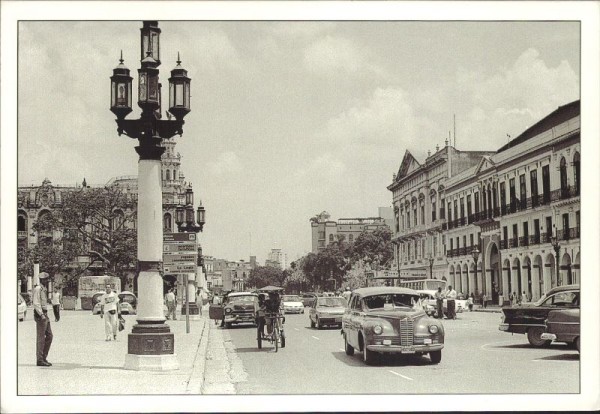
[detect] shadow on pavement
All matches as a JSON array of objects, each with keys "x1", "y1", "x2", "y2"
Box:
[
  {"x1": 491, "y1": 343, "x2": 572, "y2": 351},
  {"x1": 232, "y1": 347, "x2": 273, "y2": 353},
  {"x1": 20, "y1": 362, "x2": 123, "y2": 371},
  {"x1": 331, "y1": 351, "x2": 435, "y2": 367},
  {"x1": 536, "y1": 353, "x2": 579, "y2": 361}
]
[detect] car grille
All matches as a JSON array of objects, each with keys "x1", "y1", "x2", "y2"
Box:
[{"x1": 399, "y1": 318, "x2": 414, "y2": 346}]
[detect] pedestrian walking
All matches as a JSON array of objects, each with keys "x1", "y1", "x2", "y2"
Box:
[
  {"x1": 165, "y1": 288, "x2": 177, "y2": 320},
  {"x1": 521, "y1": 291, "x2": 528, "y2": 304},
  {"x1": 434, "y1": 287, "x2": 444, "y2": 319},
  {"x1": 99, "y1": 284, "x2": 121, "y2": 341},
  {"x1": 33, "y1": 272, "x2": 53, "y2": 366},
  {"x1": 445, "y1": 285, "x2": 457, "y2": 319},
  {"x1": 467, "y1": 292, "x2": 474, "y2": 312},
  {"x1": 195, "y1": 288, "x2": 203, "y2": 316},
  {"x1": 51, "y1": 287, "x2": 62, "y2": 321},
  {"x1": 482, "y1": 294, "x2": 488, "y2": 308}
]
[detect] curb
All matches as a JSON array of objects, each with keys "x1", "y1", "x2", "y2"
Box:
[
  {"x1": 473, "y1": 308, "x2": 503, "y2": 313},
  {"x1": 185, "y1": 315, "x2": 209, "y2": 394}
]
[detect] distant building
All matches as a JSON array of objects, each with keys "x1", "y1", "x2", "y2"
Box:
[
  {"x1": 310, "y1": 210, "x2": 392, "y2": 253},
  {"x1": 205, "y1": 256, "x2": 256, "y2": 292},
  {"x1": 266, "y1": 248, "x2": 287, "y2": 270}
]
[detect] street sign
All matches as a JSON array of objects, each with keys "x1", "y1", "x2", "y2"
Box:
[{"x1": 163, "y1": 232, "x2": 197, "y2": 274}]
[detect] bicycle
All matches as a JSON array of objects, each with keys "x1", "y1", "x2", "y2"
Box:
[{"x1": 257, "y1": 311, "x2": 286, "y2": 351}]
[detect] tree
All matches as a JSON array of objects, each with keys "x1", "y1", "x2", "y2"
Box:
[
  {"x1": 351, "y1": 227, "x2": 393, "y2": 267},
  {"x1": 32, "y1": 185, "x2": 137, "y2": 288},
  {"x1": 246, "y1": 265, "x2": 286, "y2": 289}
]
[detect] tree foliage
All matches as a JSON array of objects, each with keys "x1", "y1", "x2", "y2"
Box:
[
  {"x1": 31, "y1": 185, "x2": 137, "y2": 288},
  {"x1": 246, "y1": 265, "x2": 286, "y2": 289}
]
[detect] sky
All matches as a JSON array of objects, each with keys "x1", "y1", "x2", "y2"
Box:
[{"x1": 16, "y1": 19, "x2": 580, "y2": 265}]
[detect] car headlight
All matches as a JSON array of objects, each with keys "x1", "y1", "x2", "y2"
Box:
[
  {"x1": 428, "y1": 325, "x2": 439, "y2": 334},
  {"x1": 373, "y1": 325, "x2": 383, "y2": 335},
  {"x1": 225, "y1": 308, "x2": 232, "y2": 314}
]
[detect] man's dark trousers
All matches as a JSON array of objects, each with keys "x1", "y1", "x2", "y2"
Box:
[
  {"x1": 52, "y1": 304, "x2": 60, "y2": 321},
  {"x1": 34, "y1": 312, "x2": 53, "y2": 363}
]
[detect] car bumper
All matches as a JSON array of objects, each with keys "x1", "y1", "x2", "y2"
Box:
[
  {"x1": 224, "y1": 314, "x2": 255, "y2": 324},
  {"x1": 283, "y1": 308, "x2": 304, "y2": 314},
  {"x1": 366, "y1": 343, "x2": 444, "y2": 353},
  {"x1": 317, "y1": 315, "x2": 344, "y2": 324},
  {"x1": 540, "y1": 333, "x2": 557, "y2": 341}
]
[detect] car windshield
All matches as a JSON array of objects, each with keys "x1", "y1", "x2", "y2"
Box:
[
  {"x1": 283, "y1": 296, "x2": 301, "y2": 302},
  {"x1": 230, "y1": 295, "x2": 256, "y2": 303},
  {"x1": 317, "y1": 298, "x2": 347, "y2": 307},
  {"x1": 119, "y1": 295, "x2": 136, "y2": 304},
  {"x1": 363, "y1": 294, "x2": 419, "y2": 310}
]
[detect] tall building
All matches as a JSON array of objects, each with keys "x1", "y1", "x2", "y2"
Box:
[
  {"x1": 266, "y1": 248, "x2": 287, "y2": 270},
  {"x1": 443, "y1": 100, "x2": 580, "y2": 303},
  {"x1": 310, "y1": 210, "x2": 392, "y2": 253},
  {"x1": 388, "y1": 145, "x2": 494, "y2": 280}
]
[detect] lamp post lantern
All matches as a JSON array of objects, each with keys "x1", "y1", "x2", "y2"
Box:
[
  {"x1": 110, "y1": 21, "x2": 192, "y2": 371},
  {"x1": 428, "y1": 254, "x2": 434, "y2": 279}
]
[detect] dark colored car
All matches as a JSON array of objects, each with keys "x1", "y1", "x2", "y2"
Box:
[
  {"x1": 541, "y1": 308, "x2": 580, "y2": 352},
  {"x1": 499, "y1": 284, "x2": 579, "y2": 347},
  {"x1": 209, "y1": 292, "x2": 259, "y2": 328},
  {"x1": 301, "y1": 293, "x2": 318, "y2": 307},
  {"x1": 342, "y1": 287, "x2": 444, "y2": 365}
]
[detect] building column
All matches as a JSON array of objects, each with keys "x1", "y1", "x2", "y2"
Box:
[
  {"x1": 502, "y1": 266, "x2": 510, "y2": 302},
  {"x1": 180, "y1": 272, "x2": 200, "y2": 319},
  {"x1": 532, "y1": 264, "x2": 541, "y2": 301}
]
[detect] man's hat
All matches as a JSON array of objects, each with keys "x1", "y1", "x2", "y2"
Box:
[{"x1": 38, "y1": 272, "x2": 49, "y2": 279}]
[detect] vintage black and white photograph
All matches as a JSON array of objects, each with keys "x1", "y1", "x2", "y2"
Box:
[{"x1": 2, "y1": 1, "x2": 599, "y2": 412}]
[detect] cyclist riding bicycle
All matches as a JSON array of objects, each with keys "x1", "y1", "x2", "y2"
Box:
[{"x1": 257, "y1": 291, "x2": 281, "y2": 338}]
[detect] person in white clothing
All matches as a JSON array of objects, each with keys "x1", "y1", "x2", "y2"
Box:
[
  {"x1": 99, "y1": 284, "x2": 120, "y2": 341},
  {"x1": 445, "y1": 286, "x2": 457, "y2": 319}
]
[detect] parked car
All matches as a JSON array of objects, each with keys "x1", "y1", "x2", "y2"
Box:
[
  {"x1": 309, "y1": 296, "x2": 347, "y2": 329},
  {"x1": 499, "y1": 284, "x2": 579, "y2": 347},
  {"x1": 282, "y1": 295, "x2": 304, "y2": 314},
  {"x1": 209, "y1": 292, "x2": 259, "y2": 328},
  {"x1": 301, "y1": 293, "x2": 318, "y2": 307},
  {"x1": 342, "y1": 287, "x2": 445, "y2": 365},
  {"x1": 117, "y1": 291, "x2": 137, "y2": 315},
  {"x1": 417, "y1": 290, "x2": 465, "y2": 317},
  {"x1": 18, "y1": 293, "x2": 27, "y2": 321},
  {"x1": 541, "y1": 308, "x2": 580, "y2": 352},
  {"x1": 91, "y1": 291, "x2": 107, "y2": 315}
]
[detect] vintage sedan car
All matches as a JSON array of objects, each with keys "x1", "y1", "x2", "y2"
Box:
[
  {"x1": 209, "y1": 292, "x2": 259, "y2": 328},
  {"x1": 342, "y1": 287, "x2": 444, "y2": 365},
  {"x1": 309, "y1": 296, "x2": 347, "y2": 329},
  {"x1": 282, "y1": 295, "x2": 304, "y2": 314},
  {"x1": 18, "y1": 293, "x2": 28, "y2": 322},
  {"x1": 541, "y1": 308, "x2": 580, "y2": 352},
  {"x1": 418, "y1": 290, "x2": 466, "y2": 317},
  {"x1": 499, "y1": 284, "x2": 579, "y2": 347}
]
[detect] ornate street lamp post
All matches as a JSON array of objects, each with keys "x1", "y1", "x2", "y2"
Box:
[
  {"x1": 428, "y1": 254, "x2": 434, "y2": 279},
  {"x1": 110, "y1": 21, "x2": 191, "y2": 371},
  {"x1": 550, "y1": 232, "x2": 561, "y2": 286},
  {"x1": 471, "y1": 246, "x2": 479, "y2": 300},
  {"x1": 174, "y1": 187, "x2": 206, "y2": 319}
]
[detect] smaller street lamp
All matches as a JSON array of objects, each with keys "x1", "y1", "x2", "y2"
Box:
[
  {"x1": 428, "y1": 254, "x2": 434, "y2": 279},
  {"x1": 471, "y1": 246, "x2": 480, "y2": 299},
  {"x1": 550, "y1": 231, "x2": 561, "y2": 286}
]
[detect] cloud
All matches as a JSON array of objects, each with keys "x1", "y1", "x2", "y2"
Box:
[
  {"x1": 303, "y1": 35, "x2": 385, "y2": 77},
  {"x1": 207, "y1": 151, "x2": 243, "y2": 176},
  {"x1": 266, "y1": 22, "x2": 336, "y2": 39},
  {"x1": 294, "y1": 153, "x2": 346, "y2": 181}
]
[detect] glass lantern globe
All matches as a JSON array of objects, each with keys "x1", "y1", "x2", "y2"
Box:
[
  {"x1": 137, "y1": 64, "x2": 160, "y2": 112},
  {"x1": 168, "y1": 53, "x2": 191, "y2": 120},
  {"x1": 140, "y1": 21, "x2": 161, "y2": 65},
  {"x1": 110, "y1": 53, "x2": 133, "y2": 120},
  {"x1": 197, "y1": 205, "x2": 206, "y2": 226}
]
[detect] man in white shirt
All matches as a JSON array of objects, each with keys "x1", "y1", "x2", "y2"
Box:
[
  {"x1": 445, "y1": 285, "x2": 457, "y2": 320},
  {"x1": 33, "y1": 272, "x2": 53, "y2": 366},
  {"x1": 165, "y1": 288, "x2": 177, "y2": 320},
  {"x1": 99, "y1": 284, "x2": 120, "y2": 341},
  {"x1": 51, "y1": 287, "x2": 62, "y2": 322}
]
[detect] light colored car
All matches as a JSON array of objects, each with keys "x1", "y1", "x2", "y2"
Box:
[
  {"x1": 282, "y1": 295, "x2": 304, "y2": 314},
  {"x1": 342, "y1": 287, "x2": 445, "y2": 365},
  {"x1": 309, "y1": 296, "x2": 347, "y2": 329},
  {"x1": 417, "y1": 290, "x2": 465, "y2": 317},
  {"x1": 92, "y1": 291, "x2": 136, "y2": 315},
  {"x1": 18, "y1": 293, "x2": 27, "y2": 321}
]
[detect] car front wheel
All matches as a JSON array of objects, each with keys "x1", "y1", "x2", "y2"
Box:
[
  {"x1": 527, "y1": 327, "x2": 551, "y2": 347},
  {"x1": 344, "y1": 335, "x2": 354, "y2": 356},
  {"x1": 430, "y1": 350, "x2": 442, "y2": 364},
  {"x1": 316, "y1": 317, "x2": 321, "y2": 329}
]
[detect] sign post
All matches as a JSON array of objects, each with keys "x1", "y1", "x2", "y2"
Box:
[{"x1": 163, "y1": 233, "x2": 199, "y2": 330}]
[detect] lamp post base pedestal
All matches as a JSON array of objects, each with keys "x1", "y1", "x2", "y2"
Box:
[
  {"x1": 124, "y1": 323, "x2": 179, "y2": 371},
  {"x1": 180, "y1": 302, "x2": 200, "y2": 315}
]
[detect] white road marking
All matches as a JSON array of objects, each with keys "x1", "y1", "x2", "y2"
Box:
[
  {"x1": 311, "y1": 336, "x2": 320, "y2": 340},
  {"x1": 339, "y1": 348, "x2": 345, "y2": 352},
  {"x1": 294, "y1": 328, "x2": 299, "y2": 331},
  {"x1": 388, "y1": 370, "x2": 413, "y2": 381}
]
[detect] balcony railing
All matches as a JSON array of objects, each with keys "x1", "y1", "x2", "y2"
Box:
[
  {"x1": 499, "y1": 240, "x2": 506, "y2": 250},
  {"x1": 519, "y1": 236, "x2": 529, "y2": 247},
  {"x1": 529, "y1": 234, "x2": 541, "y2": 246},
  {"x1": 18, "y1": 231, "x2": 28, "y2": 239},
  {"x1": 508, "y1": 238, "x2": 518, "y2": 248},
  {"x1": 550, "y1": 186, "x2": 579, "y2": 202}
]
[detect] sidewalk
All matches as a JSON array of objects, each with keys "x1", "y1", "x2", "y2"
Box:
[
  {"x1": 472, "y1": 304, "x2": 503, "y2": 313},
  {"x1": 17, "y1": 306, "x2": 211, "y2": 395}
]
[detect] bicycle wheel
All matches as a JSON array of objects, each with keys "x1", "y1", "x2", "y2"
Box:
[{"x1": 273, "y1": 326, "x2": 279, "y2": 352}]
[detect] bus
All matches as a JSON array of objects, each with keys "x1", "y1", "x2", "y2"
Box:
[
  {"x1": 399, "y1": 278, "x2": 447, "y2": 292},
  {"x1": 78, "y1": 275, "x2": 121, "y2": 310}
]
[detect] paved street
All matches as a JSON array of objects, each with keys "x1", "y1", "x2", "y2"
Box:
[
  {"x1": 16, "y1": 306, "x2": 579, "y2": 396},
  {"x1": 222, "y1": 308, "x2": 580, "y2": 394}
]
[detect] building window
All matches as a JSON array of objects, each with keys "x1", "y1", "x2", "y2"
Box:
[
  {"x1": 406, "y1": 211, "x2": 410, "y2": 229},
  {"x1": 469, "y1": 234, "x2": 474, "y2": 247},
  {"x1": 420, "y1": 205, "x2": 425, "y2": 225},
  {"x1": 329, "y1": 234, "x2": 334, "y2": 242},
  {"x1": 460, "y1": 197, "x2": 465, "y2": 220},
  {"x1": 18, "y1": 215, "x2": 27, "y2": 232},
  {"x1": 509, "y1": 178, "x2": 516, "y2": 213},
  {"x1": 466, "y1": 195, "x2": 472, "y2": 222},
  {"x1": 523, "y1": 221, "x2": 529, "y2": 246},
  {"x1": 530, "y1": 169, "x2": 538, "y2": 207},
  {"x1": 559, "y1": 157, "x2": 568, "y2": 198},
  {"x1": 440, "y1": 199, "x2": 445, "y2": 220},
  {"x1": 542, "y1": 165, "x2": 550, "y2": 203},
  {"x1": 534, "y1": 219, "x2": 540, "y2": 244},
  {"x1": 453, "y1": 200, "x2": 458, "y2": 223},
  {"x1": 503, "y1": 226, "x2": 508, "y2": 248},
  {"x1": 431, "y1": 199, "x2": 437, "y2": 222},
  {"x1": 447, "y1": 202, "x2": 452, "y2": 222},
  {"x1": 512, "y1": 223, "x2": 518, "y2": 247},
  {"x1": 474, "y1": 192, "x2": 480, "y2": 214},
  {"x1": 499, "y1": 182, "x2": 506, "y2": 214},
  {"x1": 562, "y1": 213, "x2": 570, "y2": 240},
  {"x1": 573, "y1": 152, "x2": 580, "y2": 194},
  {"x1": 545, "y1": 216, "x2": 553, "y2": 241},
  {"x1": 413, "y1": 207, "x2": 418, "y2": 226},
  {"x1": 166, "y1": 170, "x2": 171, "y2": 181}
]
